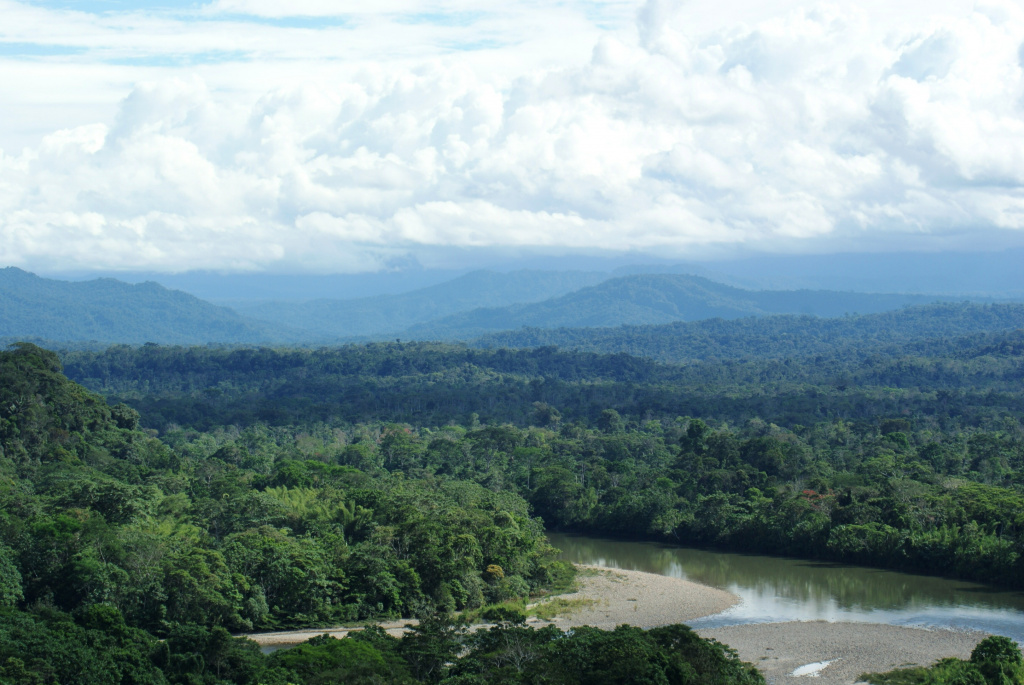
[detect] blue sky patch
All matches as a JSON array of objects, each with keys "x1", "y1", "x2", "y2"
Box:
[
  {"x1": 397, "y1": 12, "x2": 487, "y2": 27},
  {"x1": 0, "y1": 41, "x2": 87, "y2": 56},
  {"x1": 24, "y1": 0, "x2": 207, "y2": 13},
  {"x1": 105, "y1": 49, "x2": 251, "y2": 66},
  {"x1": 439, "y1": 38, "x2": 508, "y2": 52},
  {"x1": 204, "y1": 14, "x2": 351, "y2": 29}
]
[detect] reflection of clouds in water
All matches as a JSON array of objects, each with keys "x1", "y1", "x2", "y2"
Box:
[
  {"x1": 548, "y1": 533, "x2": 1024, "y2": 642},
  {"x1": 693, "y1": 598, "x2": 1024, "y2": 643}
]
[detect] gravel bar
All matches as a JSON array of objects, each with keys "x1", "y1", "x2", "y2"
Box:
[
  {"x1": 699, "y1": 621, "x2": 989, "y2": 685},
  {"x1": 244, "y1": 564, "x2": 992, "y2": 684}
]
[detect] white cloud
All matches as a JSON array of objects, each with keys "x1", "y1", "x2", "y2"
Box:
[{"x1": 2, "y1": 0, "x2": 1024, "y2": 272}]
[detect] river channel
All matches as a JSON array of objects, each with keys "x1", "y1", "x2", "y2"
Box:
[{"x1": 547, "y1": 532, "x2": 1024, "y2": 642}]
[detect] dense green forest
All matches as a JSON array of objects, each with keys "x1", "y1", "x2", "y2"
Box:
[
  {"x1": 0, "y1": 609, "x2": 762, "y2": 685},
  {"x1": 472, "y1": 302, "x2": 1024, "y2": 363},
  {"x1": 63, "y1": 322, "x2": 1024, "y2": 432},
  {"x1": 57, "y1": 329, "x2": 1024, "y2": 591},
  {"x1": 7, "y1": 312, "x2": 1024, "y2": 682},
  {"x1": 0, "y1": 343, "x2": 770, "y2": 684}
]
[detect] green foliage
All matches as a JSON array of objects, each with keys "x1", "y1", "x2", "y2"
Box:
[
  {"x1": 0, "y1": 545, "x2": 22, "y2": 607},
  {"x1": 447, "y1": 622, "x2": 764, "y2": 685},
  {"x1": 8, "y1": 316, "x2": 1024, "y2": 684},
  {"x1": 863, "y1": 636, "x2": 1023, "y2": 685},
  {"x1": 479, "y1": 604, "x2": 528, "y2": 625},
  {"x1": 474, "y1": 302, "x2": 1024, "y2": 365},
  {"x1": 971, "y1": 636, "x2": 1024, "y2": 685},
  {"x1": 49, "y1": 334, "x2": 1024, "y2": 590},
  {"x1": 62, "y1": 319, "x2": 1024, "y2": 436},
  {"x1": 0, "y1": 344, "x2": 574, "y2": 684},
  {"x1": 0, "y1": 605, "x2": 166, "y2": 685},
  {"x1": 270, "y1": 632, "x2": 413, "y2": 684}
]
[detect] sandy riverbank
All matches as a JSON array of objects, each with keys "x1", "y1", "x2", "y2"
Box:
[
  {"x1": 699, "y1": 621, "x2": 989, "y2": 685},
  {"x1": 243, "y1": 565, "x2": 993, "y2": 685},
  {"x1": 542, "y1": 564, "x2": 740, "y2": 630}
]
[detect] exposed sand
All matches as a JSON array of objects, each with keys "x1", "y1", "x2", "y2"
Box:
[
  {"x1": 243, "y1": 564, "x2": 994, "y2": 685},
  {"x1": 245, "y1": 622, "x2": 412, "y2": 647},
  {"x1": 699, "y1": 621, "x2": 989, "y2": 685},
  {"x1": 540, "y1": 564, "x2": 740, "y2": 630}
]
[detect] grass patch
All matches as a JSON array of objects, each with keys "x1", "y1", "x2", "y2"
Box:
[
  {"x1": 859, "y1": 666, "x2": 936, "y2": 685},
  {"x1": 529, "y1": 597, "x2": 599, "y2": 622},
  {"x1": 578, "y1": 566, "x2": 618, "y2": 578}
]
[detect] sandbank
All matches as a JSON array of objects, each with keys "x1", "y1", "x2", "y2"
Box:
[
  {"x1": 699, "y1": 621, "x2": 989, "y2": 685},
  {"x1": 540, "y1": 564, "x2": 740, "y2": 630},
  {"x1": 243, "y1": 565, "x2": 995, "y2": 685}
]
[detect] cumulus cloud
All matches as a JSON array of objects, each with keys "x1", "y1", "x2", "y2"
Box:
[{"x1": 2, "y1": 0, "x2": 1024, "y2": 271}]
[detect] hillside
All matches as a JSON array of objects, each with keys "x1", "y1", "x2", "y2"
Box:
[
  {"x1": 402, "y1": 274, "x2": 957, "y2": 340},
  {"x1": 233, "y1": 269, "x2": 609, "y2": 338},
  {"x1": 472, "y1": 302, "x2": 1024, "y2": 363},
  {"x1": 0, "y1": 267, "x2": 292, "y2": 344}
]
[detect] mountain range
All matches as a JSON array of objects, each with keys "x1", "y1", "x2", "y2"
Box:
[
  {"x1": 400, "y1": 273, "x2": 958, "y2": 340},
  {"x1": 0, "y1": 265, "x2": 1012, "y2": 347},
  {"x1": 0, "y1": 267, "x2": 292, "y2": 345},
  {"x1": 231, "y1": 270, "x2": 610, "y2": 338}
]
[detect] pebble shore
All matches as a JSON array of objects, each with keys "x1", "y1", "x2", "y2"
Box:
[
  {"x1": 544, "y1": 566, "x2": 990, "y2": 684},
  {"x1": 700, "y1": 621, "x2": 988, "y2": 685}
]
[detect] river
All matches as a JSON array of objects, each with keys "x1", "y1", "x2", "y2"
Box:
[{"x1": 547, "y1": 532, "x2": 1024, "y2": 642}]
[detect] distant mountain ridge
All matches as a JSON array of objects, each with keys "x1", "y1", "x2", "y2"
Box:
[
  {"x1": 46, "y1": 248, "x2": 1024, "y2": 300},
  {"x1": 233, "y1": 269, "x2": 610, "y2": 338},
  {"x1": 0, "y1": 267, "x2": 293, "y2": 344},
  {"x1": 0, "y1": 266, "x2": 1006, "y2": 347},
  {"x1": 400, "y1": 273, "x2": 964, "y2": 340}
]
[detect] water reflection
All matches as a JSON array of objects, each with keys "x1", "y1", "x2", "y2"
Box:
[{"x1": 547, "y1": 532, "x2": 1024, "y2": 642}]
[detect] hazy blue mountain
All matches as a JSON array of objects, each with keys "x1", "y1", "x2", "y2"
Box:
[
  {"x1": 673, "y1": 248, "x2": 1024, "y2": 295},
  {"x1": 43, "y1": 246, "x2": 1024, "y2": 302},
  {"x1": 401, "y1": 273, "x2": 961, "y2": 340},
  {"x1": 471, "y1": 302, "x2": 1024, "y2": 363},
  {"x1": 68, "y1": 267, "x2": 469, "y2": 303},
  {"x1": 233, "y1": 269, "x2": 611, "y2": 338},
  {"x1": 5, "y1": 264, "x2": 1008, "y2": 348},
  {"x1": 0, "y1": 267, "x2": 293, "y2": 344}
]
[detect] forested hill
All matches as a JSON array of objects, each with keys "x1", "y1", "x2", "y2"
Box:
[
  {"x1": 2, "y1": 267, "x2": 988, "y2": 345},
  {"x1": 233, "y1": 269, "x2": 610, "y2": 338},
  {"x1": 472, "y1": 302, "x2": 1024, "y2": 363},
  {"x1": 401, "y1": 273, "x2": 961, "y2": 340},
  {"x1": 0, "y1": 267, "x2": 294, "y2": 344}
]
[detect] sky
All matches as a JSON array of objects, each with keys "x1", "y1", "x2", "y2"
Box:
[{"x1": 2, "y1": 0, "x2": 1024, "y2": 274}]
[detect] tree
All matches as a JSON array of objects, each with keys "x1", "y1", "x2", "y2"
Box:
[{"x1": 0, "y1": 544, "x2": 23, "y2": 607}]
